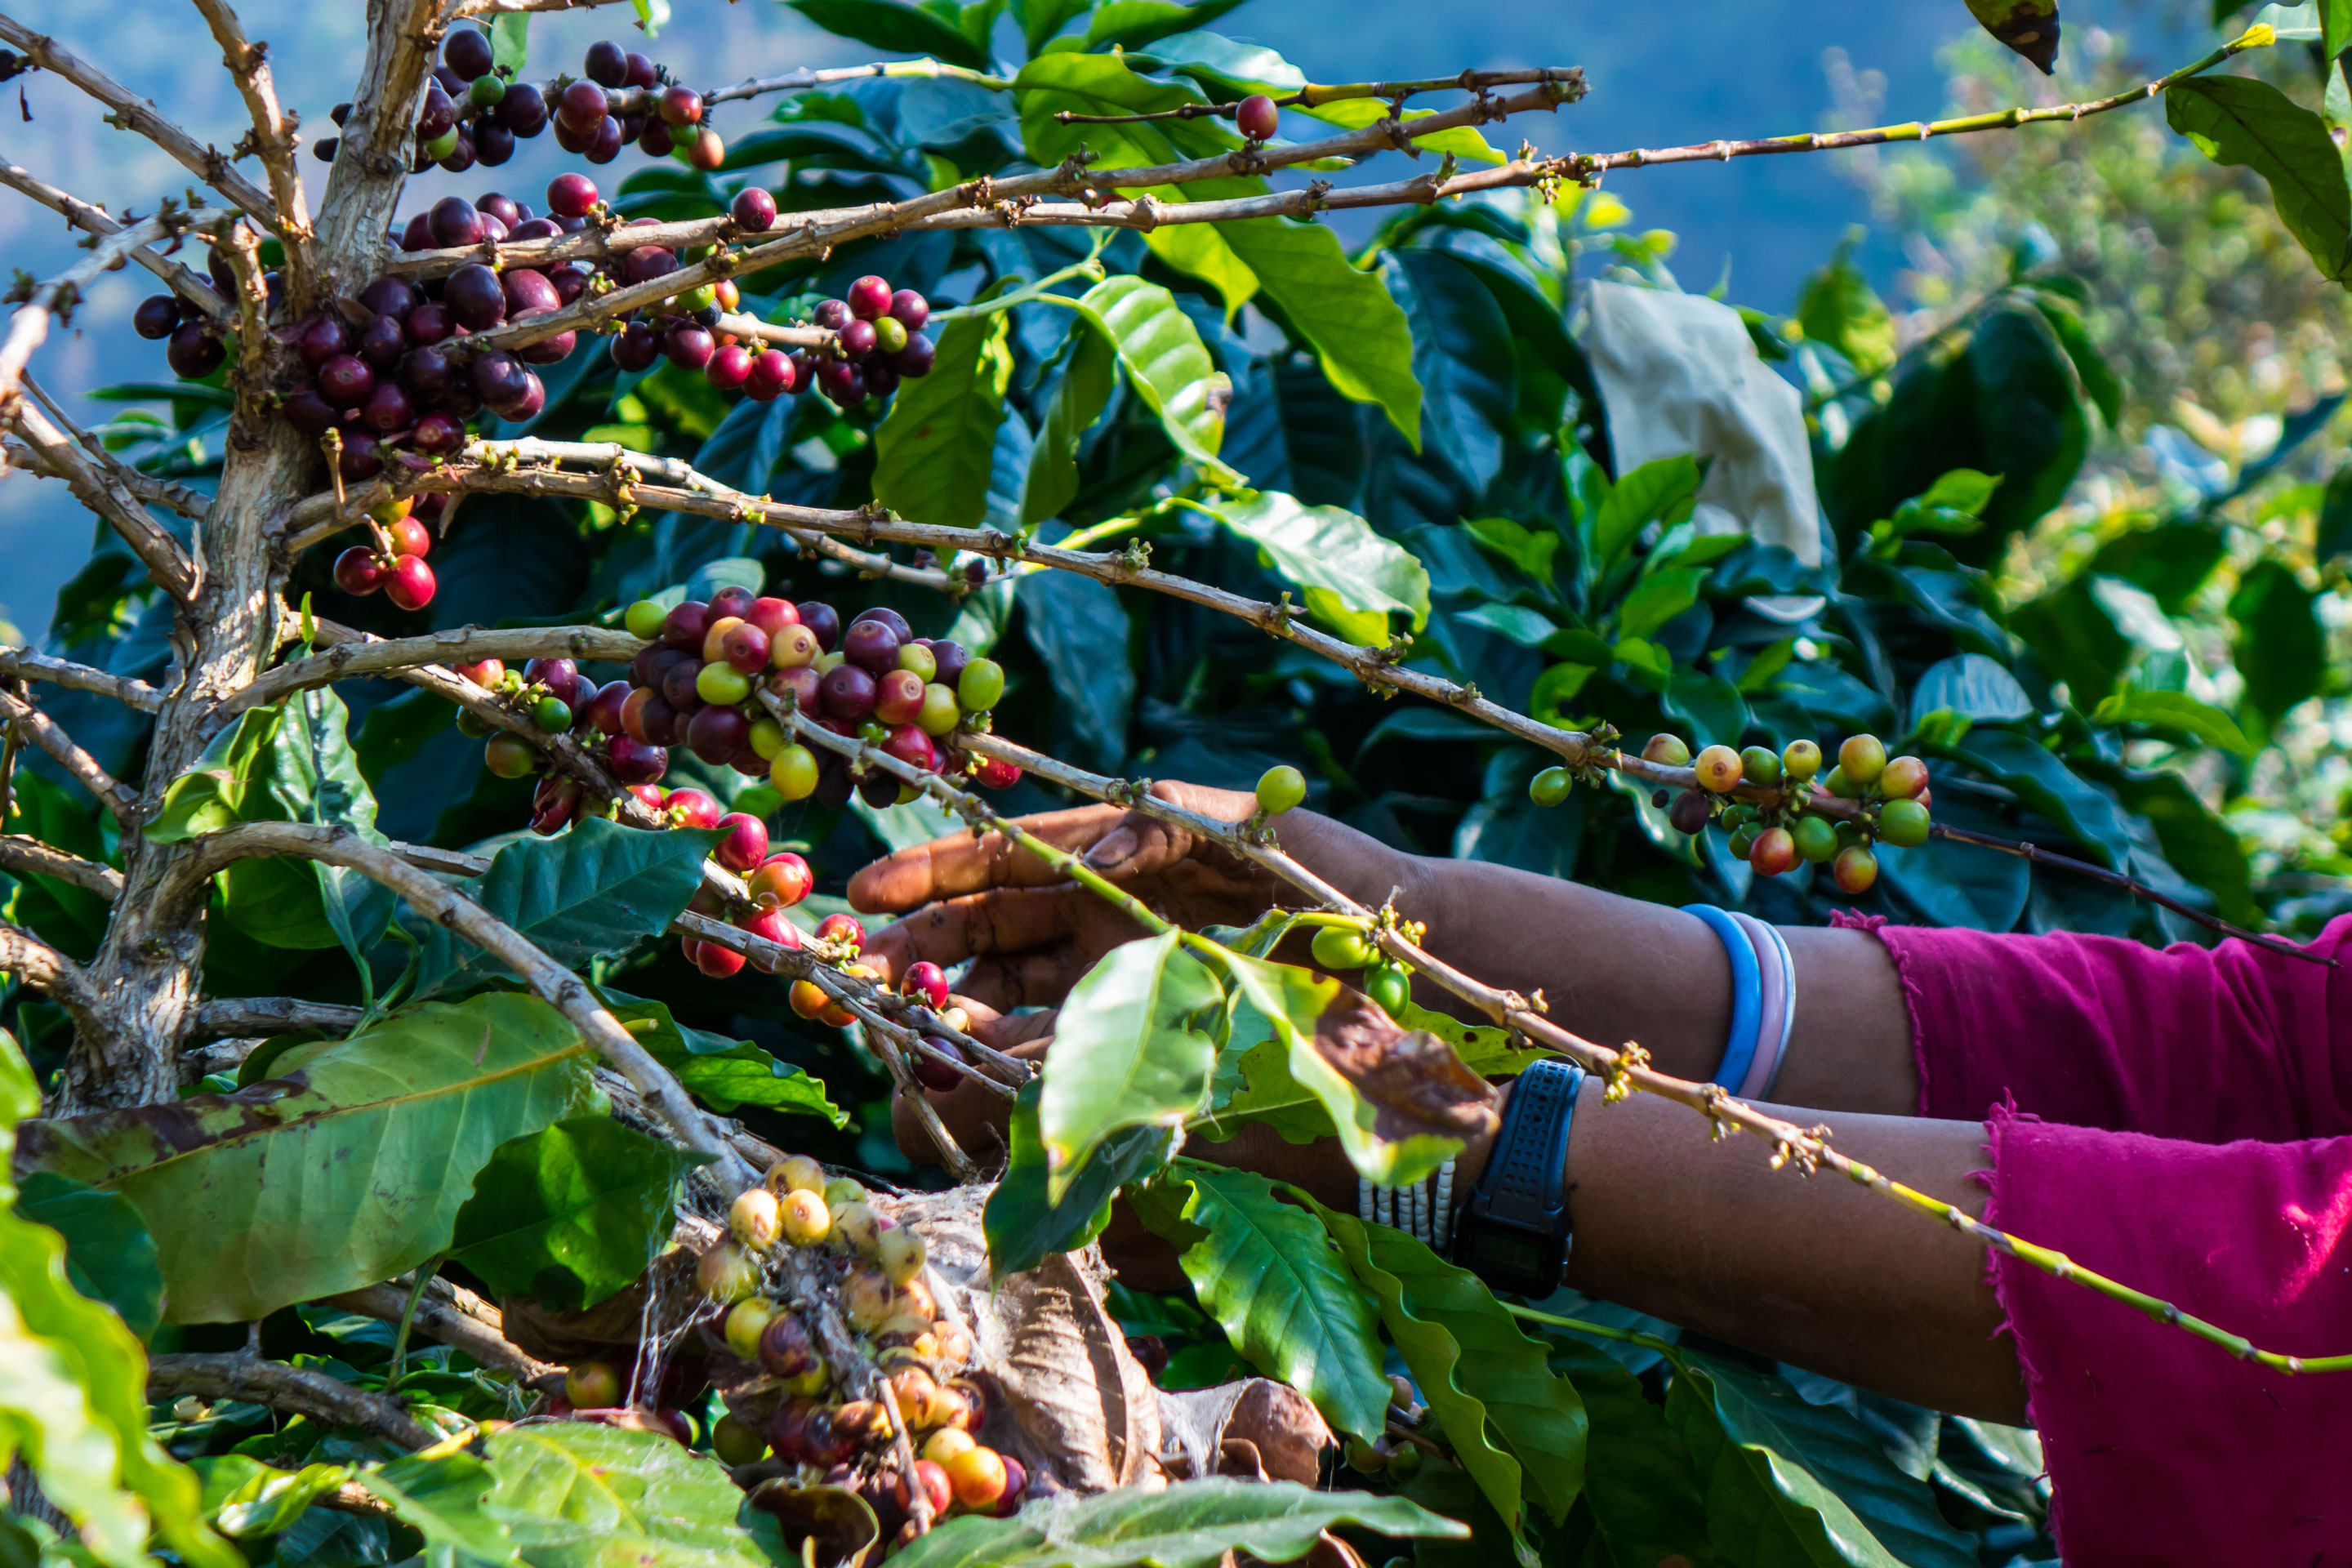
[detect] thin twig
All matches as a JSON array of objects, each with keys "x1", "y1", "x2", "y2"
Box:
[
  {"x1": 0, "y1": 205, "x2": 230, "y2": 408},
  {"x1": 0, "y1": 835, "x2": 123, "y2": 899},
  {"x1": 0, "y1": 647, "x2": 164, "y2": 713},
  {"x1": 148, "y1": 1354, "x2": 440, "y2": 1448},
  {"x1": 0, "y1": 689, "x2": 140, "y2": 825},
  {"x1": 0, "y1": 158, "x2": 238, "y2": 328},
  {"x1": 321, "y1": 1278, "x2": 564, "y2": 1389},
  {"x1": 6, "y1": 400, "x2": 201, "y2": 599},
  {"x1": 13, "y1": 376, "x2": 214, "y2": 521},
  {"x1": 189, "y1": 0, "x2": 313, "y2": 305}
]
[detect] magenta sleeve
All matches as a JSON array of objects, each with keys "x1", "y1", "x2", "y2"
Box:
[
  {"x1": 1834, "y1": 913, "x2": 2352, "y2": 1143},
  {"x1": 1984, "y1": 1109, "x2": 2352, "y2": 1566}
]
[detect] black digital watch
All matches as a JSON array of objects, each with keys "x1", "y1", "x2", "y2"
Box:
[{"x1": 1450, "y1": 1058, "x2": 1583, "y2": 1297}]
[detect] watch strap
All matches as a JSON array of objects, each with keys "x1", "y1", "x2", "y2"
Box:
[{"x1": 1453, "y1": 1058, "x2": 1582, "y2": 1293}]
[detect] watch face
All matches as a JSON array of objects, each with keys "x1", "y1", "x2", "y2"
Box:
[{"x1": 1462, "y1": 1227, "x2": 1546, "y2": 1285}]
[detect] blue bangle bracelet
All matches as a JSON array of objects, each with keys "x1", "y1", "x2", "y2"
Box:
[{"x1": 1682, "y1": 903, "x2": 1762, "y2": 1092}]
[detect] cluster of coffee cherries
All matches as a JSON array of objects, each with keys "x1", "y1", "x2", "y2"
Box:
[
  {"x1": 775, "y1": 920, "x2": 985, "y2": 1086},
  {"x1": 613, "y1": 587, "x2": 1015, "y2": 811},
  {"x1": 1532, "y1": 733, "x2": 1934, "y2": 894},
  {"x1": 329, "y1": 494, "x2": 442, "y2": 609},
  {"x1": 699, "y1": 1159, "x2": 1028, "y2": 1540},
  {"x1": 313, "y1": 31, "x2": 720, "y2": 173}
]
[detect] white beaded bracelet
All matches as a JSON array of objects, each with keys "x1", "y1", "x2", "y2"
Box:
[{"x1": 1358, "y1": 1156, "x2": 1459, "y2": 1250}]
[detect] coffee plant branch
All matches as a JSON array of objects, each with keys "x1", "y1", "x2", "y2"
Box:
[
  {"x1": 189, "y1": 0, "x2": 315, "y2": 304},
  {"x1": 0, "y1": 158, "x2": 240, "y2": 328}
]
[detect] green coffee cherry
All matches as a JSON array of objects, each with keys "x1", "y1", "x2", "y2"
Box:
[
  {"x1": 1781, "y1": 738, "x2": 1822, "y2": 780},
  {"x1": 1529, "y1": 766, "x2": 1573, "y2": 808},
  {"x1": 624, "y1": 599, "x2": 669, "y2": 639},
  {"x1": 1310, "y1": 924, "x2": 1378, "y2": 971},
  {"x1": 957, "y1": 658, "x2": 1005, "y2": 712},
  {"x1": 1365, "y1": 964, "x2": 1410, "y2": 1017},
  {"x1": 531, "y1": 696, "x2": 572, "y2": 733},
  {"x1": 1739, "y1": 746, "x2": 1782, "y2": 787},
  {"x1": 1728, "y1": 824, "x2": 1760, "y2": 860},
  {"x1": 1255, "y1": 764, "x2": 1307, "y2": 815},
  {"x1": 1793, "y1": 814, "x2": 1839, "y2": 862},
  {"x1": 1878, "y1": 797, "x2": 1932, "y2": 848}
]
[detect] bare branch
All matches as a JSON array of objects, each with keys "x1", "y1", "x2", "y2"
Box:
[
  {"x1": 189, "y1": 0, "x2": 314, "y2": 304},
  {"x1": 0, "y1": 835, "x2": 124, "y2": 899},
  {"x1": 0, "y1": 648, "x2": 165, "y2": 714},
  {"x1": 702, "y1": 58, "x2": 1008, "y2": 109},
  {"x1": 321, "y1": 1280, "x2": 564, "y2": 1389},
  {"x1": 8, "y1": 377, "x2": 213, "y2": 520},
  {"x1": 0, "y1": 15, "x2": 277, "y2": 225},
  {"x1": 191, "y1": 996, "x2": 364, "y2": 1036},
  {"x1": 175, "y1": 820, "x2": 759, "y2": 1187},
  {"x1": 0, "y1": 916, "x2": 98, "y2": 1018},
  {"x1": 6, "y1": 401, "x2": 201, "y2": 599},
  {"x1": 0, "y1": 158, "x2": 237, "y2": 328},
  {"x1": 226, "y1": 625, "x2": 642, "y2": 718},
  {"x1": 0, "y1": 205, "x2": 231, "y2": 409},
  {"x1": 148, "y1": 1354, "x2": 440, "y2": 1448},
  {"x1": 0, "y1": 690, "x2": 140, "y2": 825}
]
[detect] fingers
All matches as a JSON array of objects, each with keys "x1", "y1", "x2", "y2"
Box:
[
  {"x1": 862, "y1": 884, "x2": 1107, "y2": 985},
  {"x1": 951, "y1": 998, "x2": 1058, "y2": 1054},
  {"x1": 892, "y1": 1036, "x2": 1047, "y2": 1167},
  {"x1": 957, "y1": 948, "x2": 1105, "y2": 1013},
  {"x1": 847, "y1": 805, "x2": 1124, "y2": 912}
]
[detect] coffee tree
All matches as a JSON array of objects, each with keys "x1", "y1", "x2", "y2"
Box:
[{"x1": 2, "y1": 0, "x2": 2348, "y2": 1563}]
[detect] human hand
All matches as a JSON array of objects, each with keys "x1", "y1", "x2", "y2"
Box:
[{"x1": 846, "y1": 782, "x2": 1292, "y2": 1011}]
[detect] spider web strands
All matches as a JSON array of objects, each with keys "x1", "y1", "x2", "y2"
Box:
[
  {"x1": 950, "y1": 728, "x2": 2352, "y2": 1375},
  {"x1": 397, "y1": 445, "x2": 2314, "y2": 960}
]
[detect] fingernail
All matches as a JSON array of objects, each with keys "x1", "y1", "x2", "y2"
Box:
[{"x1": 1083, "y1": 827, "x2": 1138, "y2": 870}]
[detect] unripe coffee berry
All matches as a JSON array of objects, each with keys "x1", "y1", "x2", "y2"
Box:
[
  {"x1": 1832, "y1": 844, "x2": 1880, "y2": 894},
  {"x1": 1793, "y1": 814, "x2": 1839, "y2": 863},
  {"x1": 1365, "y1": 964, "x2": 1410, "y2": 1017},
  {"x1": 1879, "y1": 755, "x2": 1930, "y2": 800},
  {"x1": 779, "y1": 1188, "x2": 831, "y2": 1247},
  {"x1": 723, "y1": 1296, "x2": 775, "y2": 1360},
  {"x1": 1692, "y1": 744, "x2": 1743, "y2": 793},
  {"x1": 1309, "y1": 924, "x2": 1377, "y2": 971},
  {"x1": 1877, "y1": 797, "x2": 1931, "y2": 848},
  {"x1": 1642, "y1": 733, "x2": 1691, "y2": 768},
  {"x1": 1255, "y1": 764, "x2": 1306, "y2": 815},
  {"x1": 1528, "y1": 766, "x2": 1572, "y2": 808},
  {"x1": 1838, "y1": 733, "x2": 1886, "y2": 786},
  {"x1": 956, "y1": 657, "x2": 1004, "y2": 712},
  {"x1": 1781, "y1": 738, "x2": 1822, "y2": 780},
  {"x1": 626, "y1": 601, "x2": 667, "y2": 640},
  {"x1": 1738, "y1": 746, "x2": 1782, "y2": 787}
]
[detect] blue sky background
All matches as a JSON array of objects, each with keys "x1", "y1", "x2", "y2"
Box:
[{"x1": 0, "y1": 0, "x2": 2201, "y2": 641}]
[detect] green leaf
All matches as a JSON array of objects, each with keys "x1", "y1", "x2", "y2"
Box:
[
  {"x1": 17, "y1": 993, "x2": 596, "y2": 1321},
  {"x1": 1132, "y1": 29, "x2": 1305, "y2": 96},
  {"x1": 193, "y1": 1456, "x2": 354, "y2": 1539},
  {"x1": 1462, "y1": 516, "x2": 1559, "y2": 586},
  {"x1": 1016, "y1": 569, "x2": 1133, "y2": 773},
  {"x1": 2229, "y1": 558, "x2": 2325, "y2": 724},
  {"x1": 147, "y1": 706, "x2": 284, "y2": 844},
  {"x1": 600, "y1": 992, "x2": 845, "y2": 1123},
  {"x1": 1306, "y1": 1196, "x2": 1587, "y2": 1535},
  {"x1": 1383, "y1": 249, "x2": 1515, "y2": 494},
  {"x1": 1200, "y1": 492, "x2": 1430, "y2": 644},
  {"x1": 1795, "y1": 240, "x2": 1894, "y2": 374},
  {"x1": 784, "y1": 0, "x2": 990, "y2": 68},
  {"x1": 1665, "y1": 1357, "x2": 1975, "y2": 1568},
  {"x1": 872, "y1": 311, "x2": 1013, "y2": 532},
  {"x1": 359, "y1": 1448, "x2": 519, "y2": 1566},
  {"x1": 1037, "y1": 932, "x2": 1222, "y2": 1201},
  {"x1": 1906, "y1": 653, "x2": 2032, "y2": 731},
  {"x1": 2318, "y1": 463, "x2": 2352, "y2": 564},
  {"x1": 2167, "y1": 76, "x2": 2352, "y2": 283},
  {"x1": 884, "y1": 1477, "x2": 1466, "y2": 1568},
  {"x1": 412, "y1": 817, "x2": 722, "y2": 999},
  {"x1": 1391, "y1": 1000, "x2": 1558, "y2": 1077},
  {"x1": 985, "y1": 1082, "x2": 1174, "y2": 1278},
  {"x1": 2092, "y1": 688, "x2": 2256, "y2": 755},
  {"x1": 1141, "y1": 1167, "x2": 1389, "y2": 1441},
  {"x1": 1013, "y1": 0, "x2": 1089, "y2": 53},
  {"x1": 221, "y1": 688, "x2": 394, "y2": 964},
  {"x1": 1594, "y1": 454, "x2": 1703, "y2": 568},
  {"x1": 1223, "y1": 218, "x2": 1422, "y2": 447},
  {"x1": 1941, "y1": 729, "x2": 2135, "y2": 869},
  {"x1": 489, "y1": 11, "x2": 528, "y2": 73},
  {"x1": 1023, "y1": 319, "x2": 1117, "y2": 525},
  {"x1": 448, "y1": 1117, "x2": 696, "y2": 1312},
  {"x1": 1083, "y1": 0, "x2": 1254, "y2": 51},
  {"x1": 1295, "y1": 97, "x2": 1504, "y2": 164},
  {"x1": 1614, "y1": 566, "x2": 1706, "y2": 641},
  {"x1": 12, "y1": 1173, "x2": 162, "y2": 1339},
  {"x1": 478, "y1": 1422, "x2": 770, "y2": 1568},
  {"x1": 1074, "y1": 274, "x2": 1230, "y2": 469},
  {"x1": 1538, "y1": 1336, "x2": 1710, "y2": 1566},
  {"x1": 2029, "y1": 292, "x2": 2122, "y2": 428}
]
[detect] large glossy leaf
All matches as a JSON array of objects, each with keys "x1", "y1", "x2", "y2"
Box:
[
  {"x1": 1084, "y1": 0, "x2": 1254, "y2": 51},
  {"x1": 1023, "y1": 318, "x2": 1118, "y2": 525},
  {"x1": 1940, "y1": 729, "x2": 2135, "y2": 869},
  {"x1": 783, "y1": 0, "x2": 990, "y2": 69},
  {"x1": 0, "y1": 1031, "x2": 235, "y2": 1568},
  {"x1": 1200, "y1": 492, "x2": 1430, "y2": 646},
  {"x1": 872, "y1": 312, "x2": 1013, "y2": 532},
  {"x1": 1016, "y1": 568, "x2": 1134, "y2": 771},
  {"x1": 360, "y1": 1447, "x2": 520, "y2": 1566},
  {"x1": 480, "y1": 1409, "x2": 776, "y2": 1568},
  {"x1": 412, "y1": 818, "x2": 722, "y2": 998},
  {"x1": 2167, "y1": 75, "x2": 2352, "y2": 283},
  {"x1": 17, "y1": 993, "x2": 597, "y2": 1321},
  {"x1": 1666, "y1": 1357, "x2": 1975, "y2": 1568},
  {"x1": 1308, "y1": 1196, "x2": 1588, "y2": 1530},
  {"x1": 148, "y1": 705, "x2": 284, "y2": 844},
  {"x1": 1038, "y1": 931, "x2": 1222, "y2": 1201},
  {"x1": 13, "y1": 1172, "x2": 162, "y2": 1339},
  {"x1": 1143, "y1": 1166, "x2": 1388, "y2": 1441},
  {"x1": 1073, "y1": 274, "x2": 1229, "y2": 469},
  {"x1": 984, "y1": 1082, "x2": 1173, "y2": 1278},
  {"x1": 2229, "y1": 558, "x2": 2324, "y2": 724},
  {"x1": 1307, "y1": 1203, "x2": 1580, "y2": 1532},
  {"x1": 601, "y1": 992, "x2": 844, "y2": 1122},
  {"x1": 886, "y1": 1477, "x2": 1465, "y2": 1568},
  {"x1": 225, "y1": 688, "x2": 396, "y2": 962},
  {"x1": 1592, "y1": 454, "x2": 1703, "y2": 568},
  {"x1": 1384, "y1": 249, "x2": 1515, "y2": 494},
  {"x1": 448, "y1": 1117, "x2": 697, "y2": 1312},
  {"x1": 1540, "y1": 1336, "x2": 1711, "y2": 1567},
  {"x1": 1223, "y1": 217, "x2": 1421, "y2": 447},
  {"x1": 1906, "y1": 653, "x2": 2032, "y2": 731}
]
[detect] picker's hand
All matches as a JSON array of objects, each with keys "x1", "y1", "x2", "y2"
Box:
[{"x1": 849, "y1": 782, "x2": 1404, "y2": 1011}]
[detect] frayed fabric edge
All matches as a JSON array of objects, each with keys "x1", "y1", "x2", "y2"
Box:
[
  {"x1": 1829, "y1": 910, "x2": 1940, "y2": 1116},
  {"x1": 1981, "y1": 1100, "x2": 2065, "y2": 1551}
]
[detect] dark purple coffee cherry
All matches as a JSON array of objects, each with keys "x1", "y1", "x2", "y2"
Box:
[
  {"x1": 359, "y1": 275, "x2": 423, "y2": 319},
  {"x1": 584, "y1": 39, "x2": 628, "y2": 87},
  {"x1": 400, "y1": 345, "x2": 455, "y2": 401},
  {"x1": 610, "y1": 321, "x2": 659, "y2": 372},
  {"x1": 428, "y1": 195, "x2": 485, "y2": 248},
  {"x1": 474, "y1": 118, "x2": 515, "y2": 166},
  {"x1": 438, "y1": 127, "x2": 478, "y2": 174},
  {"x1": 283, "y1": 385, "x2": 340, "y2": 434},
  {"x1": 624, "y1": 51, "x2": 657, "y2": 89},
  {"x1": 730, "y1": 187, "x2": 777, "y2": 234},
  {"x1": 548, "y1": 261, "x2": 594, "y2": 305},
  {"x1": 686, "y1": 704, "x2": 750, "y2": 766},
  {"x1": 339, "y1": 430, "x2": 384, "y2": 479},
  {"x1": 840, "y1": 318, "x2": 877, "y2": 359},
  {"x1": 399, "y1": 212, "x2": 434, "y2": 251},
  {"x1": 478, "y1": 192, "x2": 523, "y2": 231},
  {"x1": 501, "y1": 268, "x2": 559, "y2": 316},
  {"x1": 414, "y1": 409, "x2": 466, "y2": 454},
  {"x1": 418, "y1": 83, "x2": 458, "y2": 140},
  {"x1": 795, "y1": 600, "x2": 841, "y2": 653},
  {"x1": 893, "y1": 335, "x2": 935, "y2": 378},
  {"x1": 812, "y1": 298, "x2": 853, "y2": 332},
  {"x1": 546, "y1": 172, "x2": 599, "y2": 219},
  {"x1": 863, "y1": 363, "x2": 899, "y2": 399},
  {"x1": 851, "y1": 607, "x2": 913, "y2": 643},
  {"x1": 664, "y1": 325, "x2": 714, "y2": 371},
  {"x1": 661, "y1": 658, "x2": 706, "y2": 713},
  {"x1": 499, "y1": 370, "x2": 546, "y2": 421},
  {"x1": 317, "y1": 353, "x2": 376, "y2": 407},
  {"x1": 497, "y1": 82, "x2": 548, "y2": 136},
  {"x1": 927, "y1": 638, "x2": 971, "y2": 689},
  {"x1": 706, "y1": 343, "x2": 752, "y2": 390},
  {"x1": 558, "y1": 78, "x2": 608, "y2": 131},
  {"x1": 445, "y1": 263, "x2": 506, "y2": 330},
  {"x1": 357, "y1": 313, "x2": 406, "y2": 370},
  {"x1": 619, "y1": 247, "x2": 678, "y2": 287},
  {"x1": 296, "y1": 314, "x2": 351, "y2": 368},
  {"x1": 133, "y1": 296, "x2": 181, "y2": 340},
  {"x1": 331, "y1": 101, "x2": 353, "y2": 127},
  {"x1": 889, "y1": 289, "x2": 929, "y2": 331},
  {"x1": 363, "y1": 381, "x2": 416, "y2": 434},
  {"x1": 514, "y1": 313, "x2": 577, "y2": 366},
  {"x1": 405, "y1": 300, "x2": 454, "y2": 346},
  {"x1": 586, "y1": 115, "x2": 624, "y2": 163},
  {"x1": 444, "y1": 28, "x2": 492, "y2": 79},
  {"x1": 820, "y1": 663, "x2": 878, "y2": 720},
  {"x1": 470, "y1": 350, "x2": 528, "y2": 408},
  {"x1": 509, "y1": 216, "x2": 561, "y2": 241},
  {"x1": 639, "y1": 121, "x2": 675, "y2": 157}
]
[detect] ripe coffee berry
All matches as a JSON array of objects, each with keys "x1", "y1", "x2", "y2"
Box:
[
  {"x1": 730, "y1": 186, "x2": 777, "y2": 233},
  {"x1": 333, "y1": 547, "x2": 390, "y2": 595},
  {"x1": 1691, "y1": 744, "x2": 1743, "y2": 793},
  {"x1": 1235, "y1": 94, "x2": 1280, "y2": 141},
  {"x1": 546, "y1": 172, "x2": 599, "y2": 218},
  {"x1": 847, "y1": 275, "x2": 893, "y2": 320},
  {"x1": 386, "y1": 556, "x2": 437, "y2": 611}
]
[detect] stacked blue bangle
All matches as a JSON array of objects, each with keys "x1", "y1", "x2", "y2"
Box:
[{"x1": 1682, "y1": 904, "x2": 1762, "y2": 1091}]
